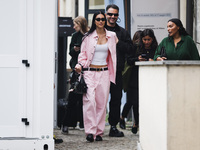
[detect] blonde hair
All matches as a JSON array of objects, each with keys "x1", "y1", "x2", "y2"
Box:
[{"x1": 73, "y1": 16, "x2": 89, "y2": 34}]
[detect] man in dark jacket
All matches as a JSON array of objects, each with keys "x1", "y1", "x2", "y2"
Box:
[{"x1": 105, "y1": 4, "x2": 134, "y2": 137}]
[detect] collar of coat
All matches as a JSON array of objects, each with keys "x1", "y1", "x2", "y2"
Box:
[{"x1": 90, "y1": 28, "x2": 113, "y2": 39}]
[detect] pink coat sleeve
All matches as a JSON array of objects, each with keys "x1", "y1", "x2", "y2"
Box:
[{"x1": 78, "y1": 37, "x2": 88, "y2": 67}]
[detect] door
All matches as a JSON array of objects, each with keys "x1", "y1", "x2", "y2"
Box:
[{"x1": 0, "y1": 0, "x2": 30, "y2": 137}]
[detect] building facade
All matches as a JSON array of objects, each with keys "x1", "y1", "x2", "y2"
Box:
[{"x1": 58, "y1": 0, "x2": 200, "y2": 52}]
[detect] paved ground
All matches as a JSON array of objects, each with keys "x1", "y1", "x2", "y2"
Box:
[{"x1": 54, "y1": 122, "x2": 139, "y2": 150}]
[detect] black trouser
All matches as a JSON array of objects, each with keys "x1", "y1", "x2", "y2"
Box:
[
  {"x1": 122, "y1": 87, "x2": 139, "y2": 126},
  {"x1": 108, "y1": 71, "x2": 123, "y2": 126},
  {"x1": 62, "y1": 92, "x2": 84, "y2": 127}
]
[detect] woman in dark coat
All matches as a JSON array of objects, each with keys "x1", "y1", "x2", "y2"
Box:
[
  {"x1": 120, "y1": 29, "x2": 158, "y2": 134},
  {"x1": 61, "y1": 16, "x2": 89, "y2": 134}
]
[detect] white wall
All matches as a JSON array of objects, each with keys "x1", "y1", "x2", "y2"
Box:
[
  {"x1": 59, "y1": 0, "x2": 75, "y2": 18},
  {"x1": 137, "y1": 61, "x2": 200, "y2": 150},
  {"x1": 131, "y1": 0, "x2": 179, "y2": 43},
  {"x1": 180, "y1": 0, "x2": 186, "y2": 27},
  {"x1": 78, "y1": 0, "x2": 85, "y2": 17},
  {"x1": 196, "y1": 0, "x2": 200, "y2": 52},
  {"x1": 139, "y1": 66, "x2": 168, "y2": 150}
]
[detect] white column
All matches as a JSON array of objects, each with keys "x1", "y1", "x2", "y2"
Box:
[{"x1": 180, "y1": 0, "x2": 187, "y2": 27}]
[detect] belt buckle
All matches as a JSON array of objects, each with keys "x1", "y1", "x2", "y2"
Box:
[{"x1": 96, "y1": 68, "x2": 101, "y2": 72}]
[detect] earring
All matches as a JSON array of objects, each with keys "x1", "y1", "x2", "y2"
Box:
[{"x1": 117, "y1": 17, "x2": 121, "y2": 23}]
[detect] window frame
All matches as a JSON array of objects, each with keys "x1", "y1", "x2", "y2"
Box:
[
  {"x1": 85, "y1": 0, "x2": 131, "y2": 33},
  {"x1": 85, "y1": 0, "x2": 105, "y2": 24}
]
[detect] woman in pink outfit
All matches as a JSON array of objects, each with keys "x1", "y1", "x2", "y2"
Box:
[{"x1": 75, "y1": 11, "x2": 117, "y2": 142}]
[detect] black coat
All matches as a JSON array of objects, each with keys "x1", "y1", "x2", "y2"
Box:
[
  {"x1": 106, "y1": 24, "x2": 134, "y2": 72},
  {"x1": 127, "y1": 45, "x2": 156, "y2": 88},
  {"x1": 69, "y1": 31, "x2": 84, "y2": 69}
]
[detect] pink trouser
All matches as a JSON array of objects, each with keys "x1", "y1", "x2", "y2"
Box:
[{"x1": 82, "y1": 70, "x2": 110, "y2": 138}]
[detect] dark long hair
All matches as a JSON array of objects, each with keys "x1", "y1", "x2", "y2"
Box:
[
  {"x1": 168, "y1": 18, "x2": 189, "y2": 36},
  {"x1": 84, "y1": 11, "x2": 107, "y2": 38},
  {"x1": 138, "y1": 28, "x2": 158, "y2": 55}
]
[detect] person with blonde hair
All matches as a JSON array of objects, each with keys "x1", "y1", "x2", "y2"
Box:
[
  {"x1": 61, "y1": 16, "x2": 89, "y2": 134},
  {"x1": 69, "y1": 16, "x2": 89, "y2": 69}
]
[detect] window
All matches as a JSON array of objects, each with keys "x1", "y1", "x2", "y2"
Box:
[
  {"x1": 85, "y1": 0, "x2": 131, "y2": 33},
  {"x1": 85, "y1": 0, "x2": 105, "y2": 27}
]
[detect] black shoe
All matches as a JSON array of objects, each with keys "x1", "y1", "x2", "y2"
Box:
[
  {"x1": 119, "y1": 118, "x2": 126, "y2": 129},
  {"x1": 54, "y1": 137, "x2": 63, "y2": 144},
  {"x1": 109, "y1": 126, "x2": 124, "y2": 137},
  {"x1": 86, "y1": 134, "x2": 94, "y2": 142},
  {"x1": 61, "y1": 126, "x2": 68, "y2": 135},
  {"x1": 95, "y1": 135, "x2": 103, "y2": 141},
  {"x1": 131, "y1": 126, "x2": 138, "y2": 134}
]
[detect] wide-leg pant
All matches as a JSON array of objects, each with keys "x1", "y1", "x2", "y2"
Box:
[
  {"x1": 122, "y1": 87, "x2": 139, "y2": 126},
  {"x1": 108, "y1": 71, "x2": 123, "y2": 126},
  {"x1": 83, "y1": 70, "x2": 110, "y2": 138}
]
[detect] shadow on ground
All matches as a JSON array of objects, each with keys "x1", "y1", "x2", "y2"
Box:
[{"x1": 54, "y1": 122, "x2": 139, "y2": 150}]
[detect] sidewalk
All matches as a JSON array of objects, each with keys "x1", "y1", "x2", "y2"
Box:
[{"x1": 54, "y1": 122, "x2": 139, "y2": 150}]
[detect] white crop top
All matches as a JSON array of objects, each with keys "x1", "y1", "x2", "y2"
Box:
[{"x1": 91, "y1": 43, "x2": 108, "y2": 65}]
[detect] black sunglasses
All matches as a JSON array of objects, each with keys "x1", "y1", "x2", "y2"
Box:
[
  {"x1": 107, "y1": 13, "x2": 119, "y2": 17},
  {"x1": 95, "y1": 18, "x2": 106, "y2": 22}
]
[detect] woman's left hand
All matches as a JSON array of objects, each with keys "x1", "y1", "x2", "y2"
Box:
[
  {"x1": 74, "y1": 46, "x2": 80, "y2": 52},
  {"x1": 75, "y1": 64, "x2": 82, "y2": 73},
  {"x1": 149, "y1": 58, "x2": 154, "y2": 61},
  {"x1": 138, "y1": 55, "x2": 146, "y2": 61},
  {"x1": 156, "y1": 57, "x2": 167, "y2": 61}
]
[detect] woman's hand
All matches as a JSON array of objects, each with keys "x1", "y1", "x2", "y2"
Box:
[
  {"x1": 74, "y1": 46, "x2": 80, "y2": 52},
  {"x1": 75, "y1": 64, "x2": 82, "y2": 73},
  {"x1": 149, "y1": 58, "x2": 154, "y2": 61},
  {"x1": 138, "y1": 55, "x2": 147, "y2": 61},
  {"x1": 156, "y1": 57, "x2": 167, "y2": 61}
]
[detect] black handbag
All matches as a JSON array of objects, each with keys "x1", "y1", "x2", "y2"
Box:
[
  {"x1": 70, "y1": 70, "x2": 87, "y2": 94},
  {"x1": 73, "y1": 71, "x2": 87, "y2": 94}
]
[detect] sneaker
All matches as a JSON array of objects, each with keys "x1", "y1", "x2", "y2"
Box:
[
  {"x1": 109, "y1": 126, "x2": 124, "y2": 137},
  {"x1": 79, "y1": 124, "x2": 84, "y2": 130},
  {"x1": 79, "y1": 127, "x2": 84, "y2": 131},
  {"x1": 61, "y1": 126, "x2": 68, "y2": 135},
  {"x1": 119, "y1": 118, "x2": 126, "y2": 129}
]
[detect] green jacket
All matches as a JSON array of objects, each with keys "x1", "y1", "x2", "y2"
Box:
[
  {"x1": 154, "y1": 35, "x2": 200, "y2": 60},
  {"x1": 69, "y1": 31, "x2": 84, "y2": 69}
]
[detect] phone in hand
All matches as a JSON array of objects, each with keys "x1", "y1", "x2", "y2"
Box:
[
  {"x1": 141, "y1": 54, "x2": 147, "y2": 58},
  {"x1": 74, "y1": 43, "x2": 80, "y2": 47}
]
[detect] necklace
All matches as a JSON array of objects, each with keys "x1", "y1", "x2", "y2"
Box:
[{"x1": 97, "y1": 33, "x2": 107, "y2": 44}]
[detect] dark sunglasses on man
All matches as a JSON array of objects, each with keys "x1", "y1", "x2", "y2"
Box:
[
  {"x1": 107, "y1": 13, "x2": 119, "y2": 17},
  {"x1": 95, "y1": 18, "x2": 106, "y2": 21}
]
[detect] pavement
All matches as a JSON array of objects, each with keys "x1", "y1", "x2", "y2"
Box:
[{"x1": 54, "y1": 122, "x2": 139, "y2": 150}]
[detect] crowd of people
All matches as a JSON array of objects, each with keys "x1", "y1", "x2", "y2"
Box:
[{"x1": 60, "y1": 4, "x2": 200, "y2": 143}]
